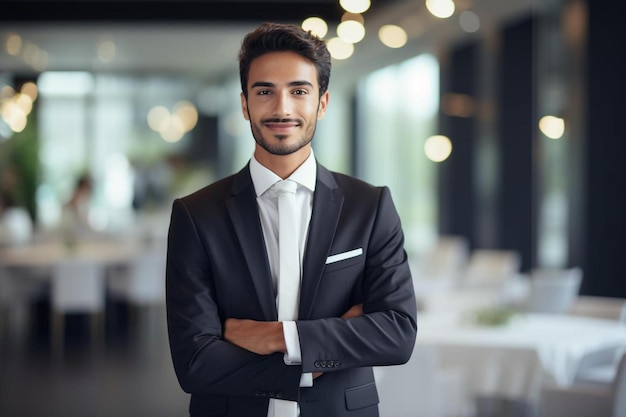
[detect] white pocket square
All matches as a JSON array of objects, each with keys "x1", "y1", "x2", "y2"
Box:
[{"x1": 325, "y1": 248, "x2": 363, "y2": 264}]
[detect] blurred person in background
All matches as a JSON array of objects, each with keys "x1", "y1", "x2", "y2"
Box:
[
  {"x1": 166, "y1": 22, "x2": 417, "y2": 417},
  {"x1": 59, "y1": 173, "x2": 96, "y2": 244}
]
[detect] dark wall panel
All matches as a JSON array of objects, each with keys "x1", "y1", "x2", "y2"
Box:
[
  {"x1": 439, "y1": 41, "x2": 479, "y2": 248},
  {"x1": 583, "y1": 2, "x2": 626, "y2": 297},
  {"x1": 496, "y1": 16, "x2": 536, "y2": 272}
]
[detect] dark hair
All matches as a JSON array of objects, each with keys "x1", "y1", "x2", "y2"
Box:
[
  {"x1": 76, "y1": 174, "x2": 92, "y2": 191},
  {"x1": 238, "y1": 22, "x2": 331, "y2": 99}
]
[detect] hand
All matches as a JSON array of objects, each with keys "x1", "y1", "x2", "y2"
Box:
[
  {"x1": 223, "y1": 319, "x2": 285, "y2": 355},
  {"x1": 341, "y1": 304, "x2": 363, "y2": 319}
]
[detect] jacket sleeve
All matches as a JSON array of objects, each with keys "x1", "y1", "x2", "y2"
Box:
[
  {"x1": 166, "y1": 198, "x2": 302, "y2": 400},
  {"x1": 296, "y1": 186, "x2": 418, "y2": 373}
]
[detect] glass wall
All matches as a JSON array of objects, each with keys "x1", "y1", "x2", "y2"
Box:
[{"x1": 355, "y1": 54, "x2": 440, "y2": 258}]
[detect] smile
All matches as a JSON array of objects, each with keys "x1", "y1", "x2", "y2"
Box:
[{"x1": 263, "y1": 119, "x2": 301, "y2": 133}]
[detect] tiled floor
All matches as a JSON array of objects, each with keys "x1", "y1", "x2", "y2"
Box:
[{"x1": 0, "y1": 301, "x2": 190, "y2": 417}]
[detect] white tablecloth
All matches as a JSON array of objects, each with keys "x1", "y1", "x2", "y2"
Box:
[
  {"x1": 415, "y1": 311, "x2": 626, "y2": 412},
  {"x1": 0, "y1": 238, "x2": 142, "y2": 268}
]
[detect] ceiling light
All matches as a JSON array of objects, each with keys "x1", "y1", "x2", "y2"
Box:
[
  {"x1": 302, "y1": 17, "x2": 329, "y2": 38},
  {"x1": 337, "y1": 20, "x2": 365, "y2": 44},
  {"x1": 424, "y1": 135, "x2": 453, "y2": 162},
  {"x1": 378, "y1": 25, "x2": 408, "y2": 48},
  {"x1": 459, "y1": 10, "x2": 480, "y2": 33},
  {"x1": 339, "y1": 0, "x2": 371, "y2": 14},
  {"x1": 539, "y1": 115, "x2": 565, "y2": 139},
  {"x1": 326, "y1": 37, "x2": 354, "y2": 60},
  {"x1": 426, "y1": 0, "x2": 455, "y2": 19}
]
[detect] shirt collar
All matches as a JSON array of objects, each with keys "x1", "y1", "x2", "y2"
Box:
[{"x1": 250, "y1": 150, "x2": 317, "y2": 197}]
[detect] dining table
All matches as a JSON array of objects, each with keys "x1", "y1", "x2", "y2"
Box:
[
  {"x1": 0, "y1": 237, "x2": 143, "y2": 269},
  {"x1": 414, "y1": 309, "x2": 626, "y2": 416},
  {"x1": 0, "y1": 236, "x2": 145, "y2": 347}
]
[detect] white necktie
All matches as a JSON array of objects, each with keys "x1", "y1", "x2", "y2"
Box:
[
  {"x1": 272, "y1": 179, "x2": 300, "y2": 417},
  {"x1": 275, "y1": 179, "x2": 300, "y2": 321}
]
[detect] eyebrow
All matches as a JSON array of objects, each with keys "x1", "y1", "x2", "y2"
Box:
[{"x1": 250, "y1": 80, "x2": 314, "y2": 89}]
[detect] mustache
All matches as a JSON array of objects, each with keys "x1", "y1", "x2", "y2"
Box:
[{"x1": 261, "y1": 118, "x2": 303, "y2": 124}]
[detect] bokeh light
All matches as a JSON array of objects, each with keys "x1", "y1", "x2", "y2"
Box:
[
  {"x1": 539, "y1": 115, "x2": 565, "y2": 139},
  {"x1": 337, "y1": 19, "x2": 366, "y2": 44},
  {"x1": 302, "y1": 17, "x2": 329, "y2": 38},
  {"x1": 378, "y1": 25, "x2": 408, "y2": 48},
  {"x1": 326, "y1": 37, "x2": 355, "y2": 60},
  {"x1": 426, "y1": 0, "x2": 455, "y2": 19},
  {"x1": 339, "y1": 0, "x2": 371, "y2": 14},
  {"x1": 424, "y1": 135, "x2": 453, "y2": 162}
]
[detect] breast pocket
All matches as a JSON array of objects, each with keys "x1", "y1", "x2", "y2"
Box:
[{"x1": 323, "y1": 247, "x2": 363, "y2": 273}]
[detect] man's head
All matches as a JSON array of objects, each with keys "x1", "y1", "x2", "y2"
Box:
[{"x1": 238, "y1": 22, "x2": 331, "y2": 100}]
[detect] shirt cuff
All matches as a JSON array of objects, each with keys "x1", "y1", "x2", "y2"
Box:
[
  {"x1": 282, "y1": 321, "x2": 302, "y2": 365},
  {"x1": 299, "y1": 372, "x2": 313, "y2": 387},
  {"x1": 283, "y1": 321, "x2": 313, "y2": 387}
]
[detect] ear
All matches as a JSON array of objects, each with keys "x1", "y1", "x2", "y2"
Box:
[
  {"x1": 317, "y1": 91, "x2": 329, "y2": 120},
  {"x1": 240, "y1": 92, "x2": 250, "y2": 121}
]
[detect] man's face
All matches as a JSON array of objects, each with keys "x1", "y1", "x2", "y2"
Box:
[{"x1": 241, "y1": 51, "x2": 329, "y2": 157}]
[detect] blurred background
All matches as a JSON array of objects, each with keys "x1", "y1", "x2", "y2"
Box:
[{"x1": 1, "y1": 1, "x2": 625, "y2": 416}]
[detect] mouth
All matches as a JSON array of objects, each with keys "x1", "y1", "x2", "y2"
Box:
[{"x1": 262, "y1": 118, "x2": 301, "y2": 133}]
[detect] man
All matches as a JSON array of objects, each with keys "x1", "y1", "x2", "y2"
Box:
[{"x1": 166, "y1": 22, "x2": 417, "y2": 417}]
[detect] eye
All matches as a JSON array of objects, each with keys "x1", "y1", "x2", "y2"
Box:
[
  {"x1": 292, "y1": 89, "x2": 308, "y2": 95},
  {"x1": 257, "y1": 89, "x2": 272, "y2": 95}
]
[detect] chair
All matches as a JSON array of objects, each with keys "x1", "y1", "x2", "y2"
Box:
[
  {"x1": 0, "y1": 264, "x2": 46, "y2": 350},
  {"x1": 461, "y1": 249, "x2": 521, "y2": 289},
  {"x1": 106, "y1": 244, "x2": 166, "y2": 344},
  {"x1": 569, "y1": 296, "x2": 626, "y2": 387},
  {"x1": 107, "y1": 246, "x2": 166, "y2": 306},
  {"x1": 50, "y1": 258, "x2": 106, "y2": 356},
  {"x1": 524, "y1": 267, "x2": 583, "y2": 314},
  {"x1": 411, "y1": 235, "x2": 469, "y2": 310},
  {"x1": 569, "y1": 296, "x2": 626, "y2": 322},
  {"x1": 539, "y1": 351, "x2": 626, "y2": 417},
  {"x1": 413, "y1": 235, "x2": 469, "y2": 281}
]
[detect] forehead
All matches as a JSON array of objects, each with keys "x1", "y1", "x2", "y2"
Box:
[{"x1": 248, "y1": 51, "x2": 319, "y2": 88}]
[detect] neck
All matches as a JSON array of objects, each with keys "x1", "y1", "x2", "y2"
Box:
[{"x1": 254, "y1": 145, "x2": 311, "y2": 179}]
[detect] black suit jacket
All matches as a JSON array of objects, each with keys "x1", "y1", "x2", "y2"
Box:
[{"x1": 166, "y1": 162, "x2": 417, "y2": 417}]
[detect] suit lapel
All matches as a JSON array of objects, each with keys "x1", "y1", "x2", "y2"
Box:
[
  {"x1": 226, "y1": 165, "x2": 277, "y2": 321},
  {"x1": 300, "y1": 164, "x2": 343, "y2": 319}
]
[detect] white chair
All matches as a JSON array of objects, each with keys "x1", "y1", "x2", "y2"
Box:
[
  {"x1": 461, "y1": 249, "x2": 521, "y2": 289},
  {"x1": 569, "y1": 296, "x2": 626, "y2": 388},
  {"x1": 412, "y1": 235, "x2": 470, "y2": 310},
  {"x1": 569, "y1": 296, "x2": 626, "y2": 322},
  {"x1": 0, "y1": 264, "x2": 46, "y2": 349},
  {"x1": 50, "y1": 258, "x2": 106, "y2": 356},
  {"x1": 413, "y1": 235, "x2": 469, "y2": 281},
  {"x1": 539, "y1": 351, "x2": 626, "y2": 417},
  {"x1": 107, "y1": 246, "x2": 166, "y2": 306},
  {"x1": 524, "y1": 267, "x2": 583, "y2": 314},
  {"x1": 106, "y1": 244, "x2": 166, "y2": 344}
]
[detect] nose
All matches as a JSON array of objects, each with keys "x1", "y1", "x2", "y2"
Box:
[{"x1": 272, "y1": 90, "x2": 292, "y2": 117}]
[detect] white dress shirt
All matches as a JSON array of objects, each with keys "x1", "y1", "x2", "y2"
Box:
[{"x1": 249, "y1": 150, "x2": 317, "y2": 415}]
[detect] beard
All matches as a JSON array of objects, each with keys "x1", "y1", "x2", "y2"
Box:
[
  {"x1": 249, "y1": 113, "x2": 319, "y2": 156},
  {"x1": 248, "y1": 104, "x2": 319, "y2": 155}
]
